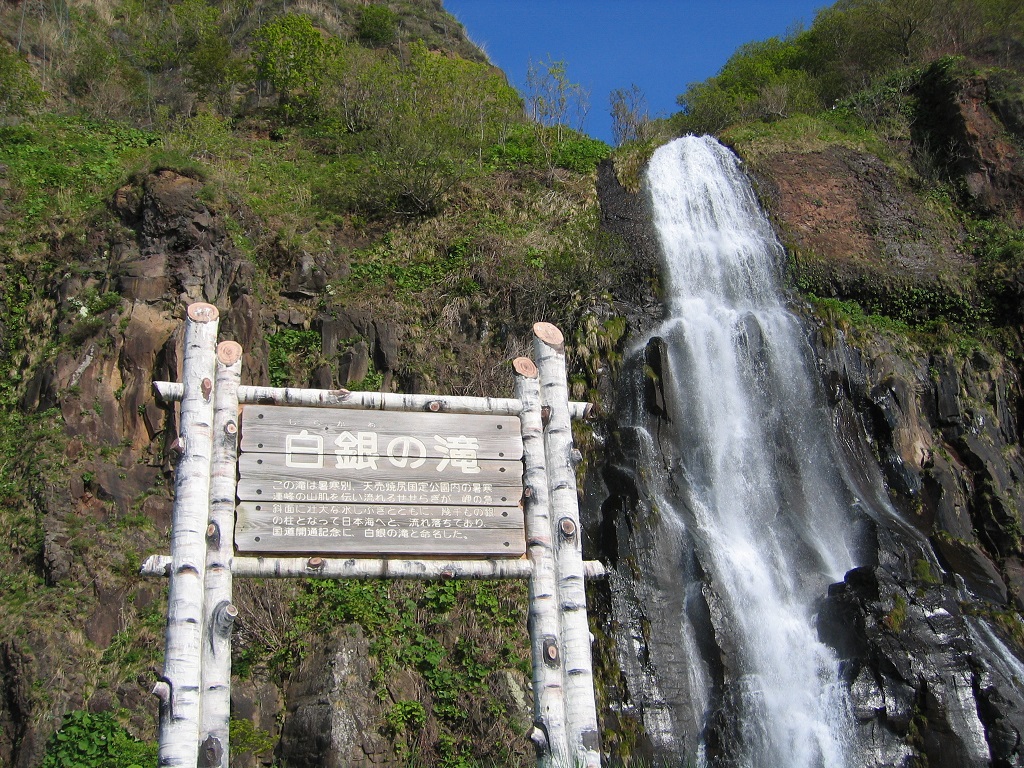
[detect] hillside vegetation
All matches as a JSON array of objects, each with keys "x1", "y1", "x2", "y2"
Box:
[
  {"x1": 2, "y1": 0, "x2": 1023, "y2": 764},
  {"x1": 0, "y1": 1, "x2": 624, "y2": 766},
  {"x1": 637, "y1": 0, "x2": 1023, "y2": 353}
]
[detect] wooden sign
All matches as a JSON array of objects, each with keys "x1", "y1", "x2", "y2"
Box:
[{"x1": 236, "y1": 405, "x2": 526, "y2": 556}]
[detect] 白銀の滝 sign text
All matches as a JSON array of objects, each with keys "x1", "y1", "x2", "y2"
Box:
[{"x1": 235, "y1": 405, "x2": 526, "y2": 556}]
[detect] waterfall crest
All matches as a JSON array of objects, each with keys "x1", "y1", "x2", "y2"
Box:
[{"x1": 619, "y1": 136, "x2": 868, "y2": 767}]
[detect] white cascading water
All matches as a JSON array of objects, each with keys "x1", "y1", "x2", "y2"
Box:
[{"x1": 636, "y1": 136, "x2": 864, "y2": 767}]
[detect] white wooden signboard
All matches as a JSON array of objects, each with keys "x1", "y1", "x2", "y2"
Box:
[
  {"x1": 235, "y1": 405, "x2": 527, "y2": 555},
  {"x1": 144, "y1": 305, "x2": 602, "y2": 768}
]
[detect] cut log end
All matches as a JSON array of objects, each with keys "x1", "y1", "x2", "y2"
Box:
[
  {"x1": 217, "y1": 341, "x2": 243, "y2": 365},
  {"x1": 527, "y1": 724, "x2": 549, "y2": 753},
  {"x1": 533, "y1": 322, "x2": 564, "y2": 349},
  {"x1": 187, "y1": 302, "x2": 220, "y2": 323},
  {"x1": 512, "y1": 357, "x2": 538, "y2": 378},
  {"x1": 152, "y1": 680, "x2": 171, "y2": 703}
]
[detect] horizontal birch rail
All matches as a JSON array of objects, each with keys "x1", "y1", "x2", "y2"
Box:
[
  {"x1": 153, "y1": 382, "x2": 595, "y2": 421},
  {"x1": 141, "y1": 555, "x2": 607, "y2": 580}
]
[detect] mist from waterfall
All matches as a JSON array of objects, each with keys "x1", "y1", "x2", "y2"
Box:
[{"x1": 623, "y1": 136, "x2": 867, "y2": 767}]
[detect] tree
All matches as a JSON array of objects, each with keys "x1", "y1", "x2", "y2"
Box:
[
  {"x1": 357, "y1": 5, "x2": 397, "y2": 46},
  {"x1": 251, "y1": 14, "x2": 327, "y2": 120},
  {"x1": 354, "y1": 41, "x2": 522, "y2": 215},
  {"x1": 525, "y1": 57, "x2": 590, "y2": 179},
  {"x1": 675, "y1": 36, "x2": 820, "y2": 132},
  {"x1": 525, "y1": 56, "x2": 589, "y2": 141},
  {"x1": 609, "y1": 84, "x2": 650, "y2": 146}
]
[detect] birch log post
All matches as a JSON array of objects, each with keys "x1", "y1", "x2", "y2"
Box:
[
  {"x1": 533, "y1": 323, "x2": 601, "y2": 768},
  {"x1": 199, "y1": 341, "x2": 242, "y2": 768},
  {"x1": 156, "y1": 302, "x2": 220, "y2": 767},
  {"x1": 153, "y1": 381, "x2": 595, "y2": 421},
  {"x1": 141, "y1": 554, "x2": 608, "y2": 580},
  {"x1": 514, "y1": 357, "x2": 569, "y2": 763}
]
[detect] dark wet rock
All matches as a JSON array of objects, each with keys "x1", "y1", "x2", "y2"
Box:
[
  {"x1": 923, "y1": 453, "x2": 975, "y2": 541},
  {"x1": 374, "y1": 320, "x2": 400, "y2": 372},
  {"x1": 596, "y1": 159, "x2": 663, "y2": 329},
  {"x1": 338, "y1": 340, "x2": 370, "y2": 385},
  {"x1": 277, "y1": 625, "x2": 395, "y2": 767},
  {"x1": 934, "y1": 536, "x2": 1008, "y2": 604},
  {"x1": 822, "y1": 562, "x2": 995, "y2": 768},
  {"x1": 641, "y1": 336, "x2": 670, "y2": 420},
  {"x1": 934, "y1": 356, "x2": 963, "y2": 427}
]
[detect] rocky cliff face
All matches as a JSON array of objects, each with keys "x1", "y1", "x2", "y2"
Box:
[
  {"x1": 0, "y1": 165, "x2": 424, "y2": 766},
  {"x1": 589, "y1": 59, "x2": 1024, "y2": 766}
]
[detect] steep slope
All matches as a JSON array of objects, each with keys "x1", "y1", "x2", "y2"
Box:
[{"x1": 0, "y1": 2, "x2": 627, "y2": 766}]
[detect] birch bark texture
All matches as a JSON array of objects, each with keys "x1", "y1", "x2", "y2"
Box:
[
  {"x1": 154, "y1": 381, "x2": 594, "y2": 421},
  {"x1": 141, "y1": 554, "x2": 607, "y2": 580},
  {"x1": 533, "y1": 323, "x2": 601, "y2": 768},
  {"x1": 198, "y1": 341, "x2": 242, "y2": 768},
  {"x1": 156, "y1": 302, "x2": 220, "y2": 767},
  {"x1": 514, "y1": 357, "x2": 569, "y2": 762}
]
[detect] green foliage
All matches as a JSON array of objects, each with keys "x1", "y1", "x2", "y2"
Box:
[
  {"x1": 347, "y1": 363, "x2": 385, "y2": 392},
  {"x1": 675, "y1": 0, "x2": 1024, "y2": 137},
  {"x1": 385, "y1": 700, "x2": 427, "y2": 735},
  {"x1": 971, "y1": 217, "x2": 1024, "y2": 324},
  {"x1": 0, "y1": 45, "x2": 44, "y2": 117},
  {"x1": 611, "y1": 136, "x2": 661, "y2": 193},
  {"x1": 0, "y1": 116, "x2": 156, "y2": 240},
  {"x1": 230, "y1": 718, "x2": 275, "y2": 755},
  {"x1": 913, "y1": 558, "x2": 941, "y2": 585},
  {"x1": 358, "y1": 5, "x2": 398, "y2": 45},
  {"x1": 0, "y1": 410, "x2": 65, "y2": 586},
  {"x1": 885, "y1": 593, "x2": 909, "y2": 632},
  {"x1": 242, "y1": 578, "x2": 530, "y2": 764},
  {"x1": 485, "y1": 125, "x2": 541, "y2": 169},
  {"x1": 267, "y1": 329, "x2": 321, "y2": 387},
  {"x1": 40, "y1": 710, "x2": 156, "y2": 768},
  {"x1": 677, "y1": 35, "x2": 818, "y2": 134},
  {"x1": 99, "y1": 606, "x2": 164, "y2": 671},
  {"x1": 344, "y1": 234, "x2": 469, "y2": 294},
  {"x1": 551, "y1": 133, "x2": 611, "y2": 174},
  {"x1": 354, "y1": 41, "x2": 523, "y2": 215},
  {"x1": 252, "y1": 14, "x2": 329, "y2": 120},
  {"x1": 66, "y1": 316, "x2": 108, "y2": 347}
]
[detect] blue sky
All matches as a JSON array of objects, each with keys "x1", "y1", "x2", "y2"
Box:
[{"x1": 443, "y1": 1, "x2": 828, "y2": 144}]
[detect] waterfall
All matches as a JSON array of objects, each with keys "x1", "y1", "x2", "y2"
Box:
[{"x1": 615, "y1": 136, "x2": 868, "y2": 767}]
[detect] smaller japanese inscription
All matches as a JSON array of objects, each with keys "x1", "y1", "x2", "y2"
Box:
[{"x1": 236, "y1": 405, "x2": 526, "y2": 557}]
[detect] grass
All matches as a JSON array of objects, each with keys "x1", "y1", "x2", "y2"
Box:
[
  {"x1": 235, "y1": 577, "x2": 533, "y2": 767},
  {"x1": 722, "y1": 109, "x2": 909, "y2": 173},
  {"x1": 0, "y1": 116, "x2": 158, "y2": 245}
]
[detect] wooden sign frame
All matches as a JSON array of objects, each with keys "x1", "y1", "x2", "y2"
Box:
[{"x1": 143, "y1": 304, "x2": 603, "y2": 768}]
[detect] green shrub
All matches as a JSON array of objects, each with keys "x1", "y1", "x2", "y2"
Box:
[
  {"x1": 252, "y1": 14, "x2": 329, "y2": 119},
  {"x1": 267, "y1": 329, "x2": 321, "y2": 387},
  {"x1": 41, "y1": 710, "x2": 156, "y2": 768},
  {"x1": 0, "y1": 116, "x2": 156, "y2": 237},
  {"x1": 486, "y1": 127, "x2": 541, "y2": 169},
  {"x1": 357, "y1": 5, "x2": 397, "y2": 46},
  {"x1": 385, "y1": 700, "x2": 427, "y2": 734},
  {"x1": 552, "y1": 134, "x2": 610, "y2": 174},
  {"x1": 230, "y1": 718, "x2": 275, "y2": 755},
  {"x1": 0, "y1": 45, "x2": 44, "y2": 117}
]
